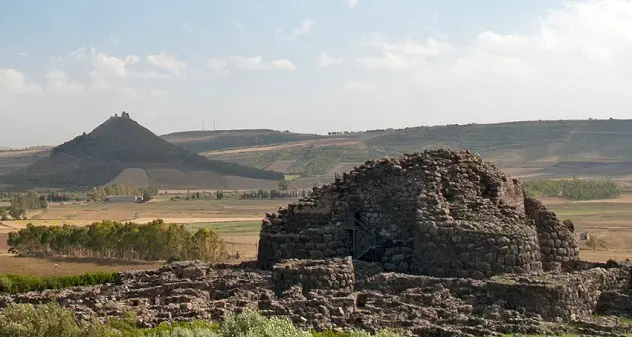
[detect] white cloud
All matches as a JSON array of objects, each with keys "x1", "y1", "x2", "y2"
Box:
[
  {"x1": 345, "y1": 81, "x2": 378, "y2": 92},
  {"x1": 68, "y1": 46, "x2": 87, "y2": 60},
  {"x1": 0, "y1": 68, "x2": 41, "y2": 95},
  {"x1": 88, "y1": 48, "x2": 140, "y2": 92},
  {"x1": 147, "y1": 52, "x2": 187, "y2": 78},
  {"x1": 317, "y1": 52, "x2": 343, "y2": 66},
  {"x1": 348, "y1": 0, "x2": 358, "y2": 8},
  {"x1": 45, "y1": 69, "x2": 83, "y2": 94},
  {"x1": 356, "y1": 34, "x2": 454, "y2": 69},
  {"x1": 182, "y1": 22, "x2": 208, "y2": 36},
  {"x1": 278, "y1": 19, "x2": 315, "y2": 40},
  {"x1": 149, "y1": 89, "x2": 169, "y2": 97},
  {"x1": 231, "y1": 19, "x2": 247, "y2": 31},
  {"x1": 352, "y1": 0, "x2": 632, "y2": 123},
  {"x1": 208, "y1": 56, "x2": 296, "y2": 77}
]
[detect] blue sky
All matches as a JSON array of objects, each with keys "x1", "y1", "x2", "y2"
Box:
[{"x1": 2, "y1": 0, "x2": 632, "y2": 148}]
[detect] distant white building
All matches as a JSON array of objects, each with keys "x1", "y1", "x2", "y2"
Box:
[
  {"x1": 579, "y1": 232, "x2": 590, "y2": 241},
  {"x1": 104, "y1": 195, "x2": 141, "y2": 203}
]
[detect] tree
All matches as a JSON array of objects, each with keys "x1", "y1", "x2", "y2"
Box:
[
  {"x1": 278, "y1": 179, "x2": 290, "y2": 191},
  {"x1": 0, "y1": 210, "x2": 8, "y2": 221},
  {"x1": 8, "y1": 206, "x2": 26, "y2": 220},
  {"x1": 142, "y1": 192, "x2": 151, "y2": 203},
  {"x1": 586, "y1": 236, "x2": 608, "y2": 251}
]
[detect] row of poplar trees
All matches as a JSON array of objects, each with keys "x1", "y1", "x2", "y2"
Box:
[{"x1": 7, "y1": 219, "x2": 229, "y2": 262}]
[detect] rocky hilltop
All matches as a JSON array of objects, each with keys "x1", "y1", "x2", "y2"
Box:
[{"x1": 0, "y1": 112, "x2": 283, "y2": 189}]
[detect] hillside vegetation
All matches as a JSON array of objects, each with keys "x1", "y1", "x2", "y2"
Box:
[
  {"x1": 176, "y1": 119, "x2": 632, "y2": 180},
  {"x1": 163, "y1": 129, "x2": 325, "y2": 154}
]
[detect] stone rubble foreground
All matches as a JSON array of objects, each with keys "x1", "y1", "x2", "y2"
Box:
[{"x1": 1, "y1": 258, "x2": 632, "y2": 336}]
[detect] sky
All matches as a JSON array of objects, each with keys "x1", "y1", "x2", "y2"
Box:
[{"x1": 2, "y1": 0, "x2": 632, "y2": 148}]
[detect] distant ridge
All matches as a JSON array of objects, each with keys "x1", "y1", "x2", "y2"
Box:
[
  {"x1": 4, "y1": 118, "x2": 632, "y2": 189},
  {"x1": 1, "y1": 113, "x2": 284, "y2": 189}
]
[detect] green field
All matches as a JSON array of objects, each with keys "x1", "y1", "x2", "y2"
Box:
[{"x1": 185, "y1": 220, "x2": 261, "y2": 235}]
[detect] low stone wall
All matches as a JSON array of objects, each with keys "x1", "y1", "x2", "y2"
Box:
[
  {"x1": 486, "y1": 266, "x2": 631, "y2": 320},
  {"x1": 258, "y1": 226, "x2": 351, "y2": 269},
  {"x1": 273, "y1": 257, "x2": 355, "y2": 296},
  {"x1": 412, "y1": 222, "x2": 543, "y2": 278},
  {"x1": 360, "y1": 262, "x2": 631, "y2": 322},
  {"x1": 525, "y1": 196, "x2": 580, "y2": 268}
]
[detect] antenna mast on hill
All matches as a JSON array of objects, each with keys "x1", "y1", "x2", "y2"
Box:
[
  {"x1": 213, "y1": 120, "x2": 216, "y2": 131},
  {"x1": 202, "y1": 122, "x2": 205, "y2": 131}
]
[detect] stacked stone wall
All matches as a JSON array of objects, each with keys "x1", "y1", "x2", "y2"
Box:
[
  {"x1": 272, "y1": 257, "x2": 355, "y2": 295},
  {"x1": 361, "y1": 263, "x2": 631, "y2": 321},
  {"x1": 258, "y1": 226, "x2": 351, "y2": 269},
  {"x1": 413, "y1": 223, "x2": 543, "y2": 278},
  {"x1": 329, "y1": 173, "x2": 422, "y2": 272},
  {"x1": 525, "y1": 196, "x2": 580, "y2": 269}
]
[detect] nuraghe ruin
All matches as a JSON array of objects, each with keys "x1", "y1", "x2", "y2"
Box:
[{"x1": 2, "y1": 149, "x2": 632, "y2": 337}]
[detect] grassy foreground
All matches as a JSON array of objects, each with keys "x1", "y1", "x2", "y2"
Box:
[{"x1": 0, "y1": 302, "x2": 401, "y2": 337}]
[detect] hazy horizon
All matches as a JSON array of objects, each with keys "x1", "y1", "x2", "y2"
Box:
[{"x1": 3, "y1": 0, "x2": 632, "y2": 148}]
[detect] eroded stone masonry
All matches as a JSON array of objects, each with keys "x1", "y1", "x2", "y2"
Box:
[
  {"x1": 3, "y1": 149, "x2": 632, "y2": 336},
  {"x1": 258, "y1": 149, "x2": 579, "y2": 276}
]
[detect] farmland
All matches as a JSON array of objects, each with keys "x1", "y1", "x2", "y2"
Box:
[{"x1": 0, "y1": 196, "x2": 276, "y2": 276}]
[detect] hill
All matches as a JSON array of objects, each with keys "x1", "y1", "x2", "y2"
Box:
[
  {"x1": 165, "y1": 119, "x2": 632, "y2": 186},
  {"x1": 0, "y1": 147, "x2": 53, "y2": 176},
  {"x1": 5, "y1": 118, "x2": 632, "y2": 189},
  {"x1": 0, "y1": 114, "x2": 284, "y2": 190},
  {"x1": 162, "y1": 129, "x2": 325, "y2": 154}
]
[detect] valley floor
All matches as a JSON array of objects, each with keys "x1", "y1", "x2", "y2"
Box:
[{"x1": 1, "y1": 193, "x2": 632, "y2": 275}]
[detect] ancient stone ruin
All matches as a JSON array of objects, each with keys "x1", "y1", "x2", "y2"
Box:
[
  {"x1": 257, "y1": 149, "x2": 580, "y2": 277},
  {"x1": 3, "y1": 149, "x2": 632, "y2": 336}
]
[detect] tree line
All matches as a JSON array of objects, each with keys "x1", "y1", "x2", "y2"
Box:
[
  {"x1": 7, "y1": 219, "x2": 229, "y2": 262},
  {"x1": 238, "y1": 189, "x2": 310, "y2": 200},
  {"x1": 0, "y1": 191, "x2": 47, "y2": 220},
  {"x1": 87, "y1": 184, "x2": 159, "y2": 201},
  {"x1": 523, "y1": 177, "x2": 620, "y2": 200}
]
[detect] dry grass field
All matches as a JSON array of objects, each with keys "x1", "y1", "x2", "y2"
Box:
[
  {"x1": 540, "y1": 193, "x2": 632, "y2": 262},
  {"x1": 199, "y1": 138, "x2": 360, "y2": 156},
  {"x1": 2, "y1": 191, "x2": 632, "y2": 276}
]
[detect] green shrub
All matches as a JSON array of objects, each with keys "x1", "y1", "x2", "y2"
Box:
[
  {"x1": 0, "y1": 272, "x2": 117, "y2": 294},
  {"x1": 523, "y1": 178, "x2": 620, "y2": 201},
  {"x1": 219, "y1": 310, "x2": 311, "y2": 337},
  {"x1": 0, "y1": 302, "x2": 114, "y2": 337},
  {"x1": 0, "y1": 303, "x2": 402, "y2": 337}
]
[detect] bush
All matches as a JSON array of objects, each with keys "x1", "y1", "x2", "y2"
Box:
[
  {"x1": 0, "y1": 304, "x2": 403, "y2": 337},
  {"x1": 0, "y1": 302, "x2": 115, "y2": 337},
  {"x1": 0, "y1": 272, "x2": 117, "y2": 294},
  {"x1": 8, "y1": 219, "x2": 229, "y2": 262},
  {"x1": 219, "y1": 310, "x2": 311, "y2": 337},
  {"x1": 523, "y1": 178, "x2": 620, "y2": 201}
]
